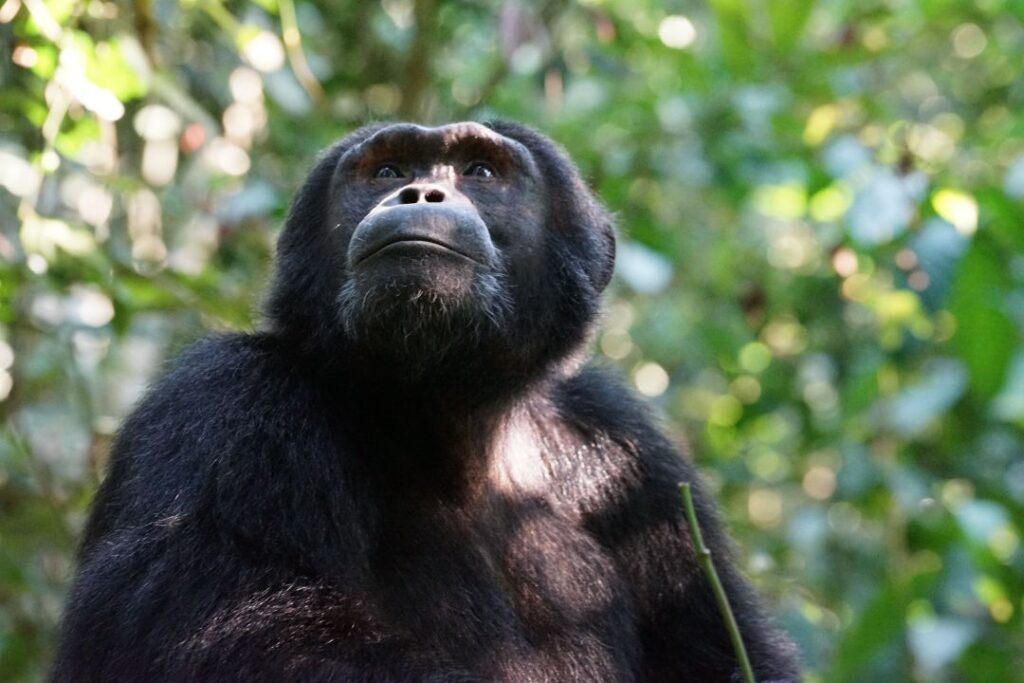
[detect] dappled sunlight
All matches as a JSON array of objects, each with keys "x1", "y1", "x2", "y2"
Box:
[
  {"x1": 932, "y1": 189, "x2": 979, "y2": 236},
  {"x1": 0, "y1": 0, "x2": 1021, "y2": 679}
]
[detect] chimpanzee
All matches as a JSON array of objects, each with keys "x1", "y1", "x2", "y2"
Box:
[{"x1": 51, "y1": 122, "x2": 800, "y2": 682}]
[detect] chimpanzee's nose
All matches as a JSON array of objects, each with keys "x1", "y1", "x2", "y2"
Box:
[{"x1": 397, "y1": 185, "x2": 446, "y2": 204}]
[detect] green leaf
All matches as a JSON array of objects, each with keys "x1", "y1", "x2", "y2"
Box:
[
  {"x1": 767, "y1": 0, "x2": 814, "y2": 50},
  {"x1": 975, "y1": 187, "x2": 1024, "y2": 251},
  {"x1": 841, "y1": 354, "x2": 880, "y2": 417},
  {"x1": 55, "y1": 116, "x2": 101, "y2": 157},
  {"x1": 831, "y1": 581, "x2": 906, "y2": 682},
  {"x1": 947, "y1": 240, "x2": 1018, "y2": 401},
  {"x1": 28, "y1": 44, "x2": 58, "y2": 79},
  {"x1": 86, "y1": 36, "x2": 148, "y2": 101},
  {"x1": 708, "y1": 0, "x2": 754, "y2": 75}
]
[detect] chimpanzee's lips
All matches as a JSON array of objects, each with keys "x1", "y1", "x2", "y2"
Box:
[{"x1": 359, "y1": 235, "x2": 481, "y2": 264}]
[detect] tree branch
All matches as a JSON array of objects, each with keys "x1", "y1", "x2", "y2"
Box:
[
  {"x1": 397, "y1": 0, "x2": 437, "y2": 120},
  {"x1": 279, "y1": 0, "x2": 323, "y2": 104}
]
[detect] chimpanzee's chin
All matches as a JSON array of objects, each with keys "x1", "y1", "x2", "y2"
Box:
[{"x1": 338, "y1": 274, "x2": 509, "y2": 366}]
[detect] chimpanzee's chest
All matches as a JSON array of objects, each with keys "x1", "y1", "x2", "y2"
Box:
[{"x1": 371, "y1": 500, "x2": 639, "y2": 681}]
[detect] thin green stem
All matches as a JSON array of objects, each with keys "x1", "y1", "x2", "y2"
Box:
[{"x1": 679, "y1": 482, "x2": 757, "y2": 683}]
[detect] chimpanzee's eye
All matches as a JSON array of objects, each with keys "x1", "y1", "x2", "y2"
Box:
[
  {"x1": 374, "y1": 165, "x2": 404, "y2": 179},
  {"x1": 463, "y1": 162, "x2": 496, "y2": 179}
]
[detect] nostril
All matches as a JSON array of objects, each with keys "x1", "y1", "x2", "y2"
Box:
[
  {"x1": 398, "y1": 188, "x2": 419, "y2": 204},
  {"x1": 425, "y1": 189, "x2": 445, "y2": 203}
]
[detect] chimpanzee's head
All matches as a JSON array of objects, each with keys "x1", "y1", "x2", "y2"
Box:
[{"x1": 267, "y1": 122, "x2": 615, "y2": 383}]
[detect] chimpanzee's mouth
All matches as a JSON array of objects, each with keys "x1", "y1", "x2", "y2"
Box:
[{"x1": 357, "y1": 234, "x2": 483, "y2": 265}]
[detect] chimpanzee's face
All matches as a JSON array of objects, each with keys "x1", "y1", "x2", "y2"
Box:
[{"x1": 327, "y1": 122, "x2": 545, "y2": 350}]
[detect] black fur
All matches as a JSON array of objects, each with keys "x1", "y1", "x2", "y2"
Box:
[{"x1": 52, "y1": 122, "x2": 800, "y2": 682}]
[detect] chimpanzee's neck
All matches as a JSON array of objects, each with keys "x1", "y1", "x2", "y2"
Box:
[
  {"x1": 334, "y1": 367, "x2": 559, "y2": 506},
  {"x1": 340, "y1": 339, "x2": 552, "y2": 406}
]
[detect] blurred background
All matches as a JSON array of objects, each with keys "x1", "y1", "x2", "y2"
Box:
[{"x1": 1, "y1": 0, "x2": 1023, "y2": 680}]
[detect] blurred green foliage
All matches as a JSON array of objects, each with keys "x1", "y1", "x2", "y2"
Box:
[{"x1": 2, "y1": 0, "x2": 1023, "y2": 680}]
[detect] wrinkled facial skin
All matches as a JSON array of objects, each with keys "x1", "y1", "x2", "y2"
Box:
[{"x1": 329, "y1": 123, "x2": 545, "y2": 362}]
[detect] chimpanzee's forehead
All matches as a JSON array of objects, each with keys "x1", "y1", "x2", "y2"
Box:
[
  {"x1": 369, "y1": 121, "x2": 503, "y2": 148},
  {"x1": 349, "y1": 121, "x2": 532, "y2": 169}
]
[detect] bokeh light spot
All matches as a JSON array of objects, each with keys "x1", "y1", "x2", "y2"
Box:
[
  {"x1": 634, "y1": 362, "x2": 669, "y2": 397},
  {"x1": 748, "y1": 489, "x2": 783, "y2": 528},
  {"x1": 932, "y1": 189, "x2": 978, "y2": 235},
  {"x1": 831, "y1": 247, "x2": 858, "y2": 277},
  {"x1": 658, "y1": 15, "x2": 696, "y2": 50},
  {"x1": 243, "y1": 30, "x2": 285, "y2": 72},
  {"x1": 739, "y1": 342, "x2": 772, "y2": 374},
  {"x1": 803, "y1": 466, "x2": 836, "y2": 500},
  {"x1": 952, "y1": 23, "x2": 986, "y2": 59}
]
